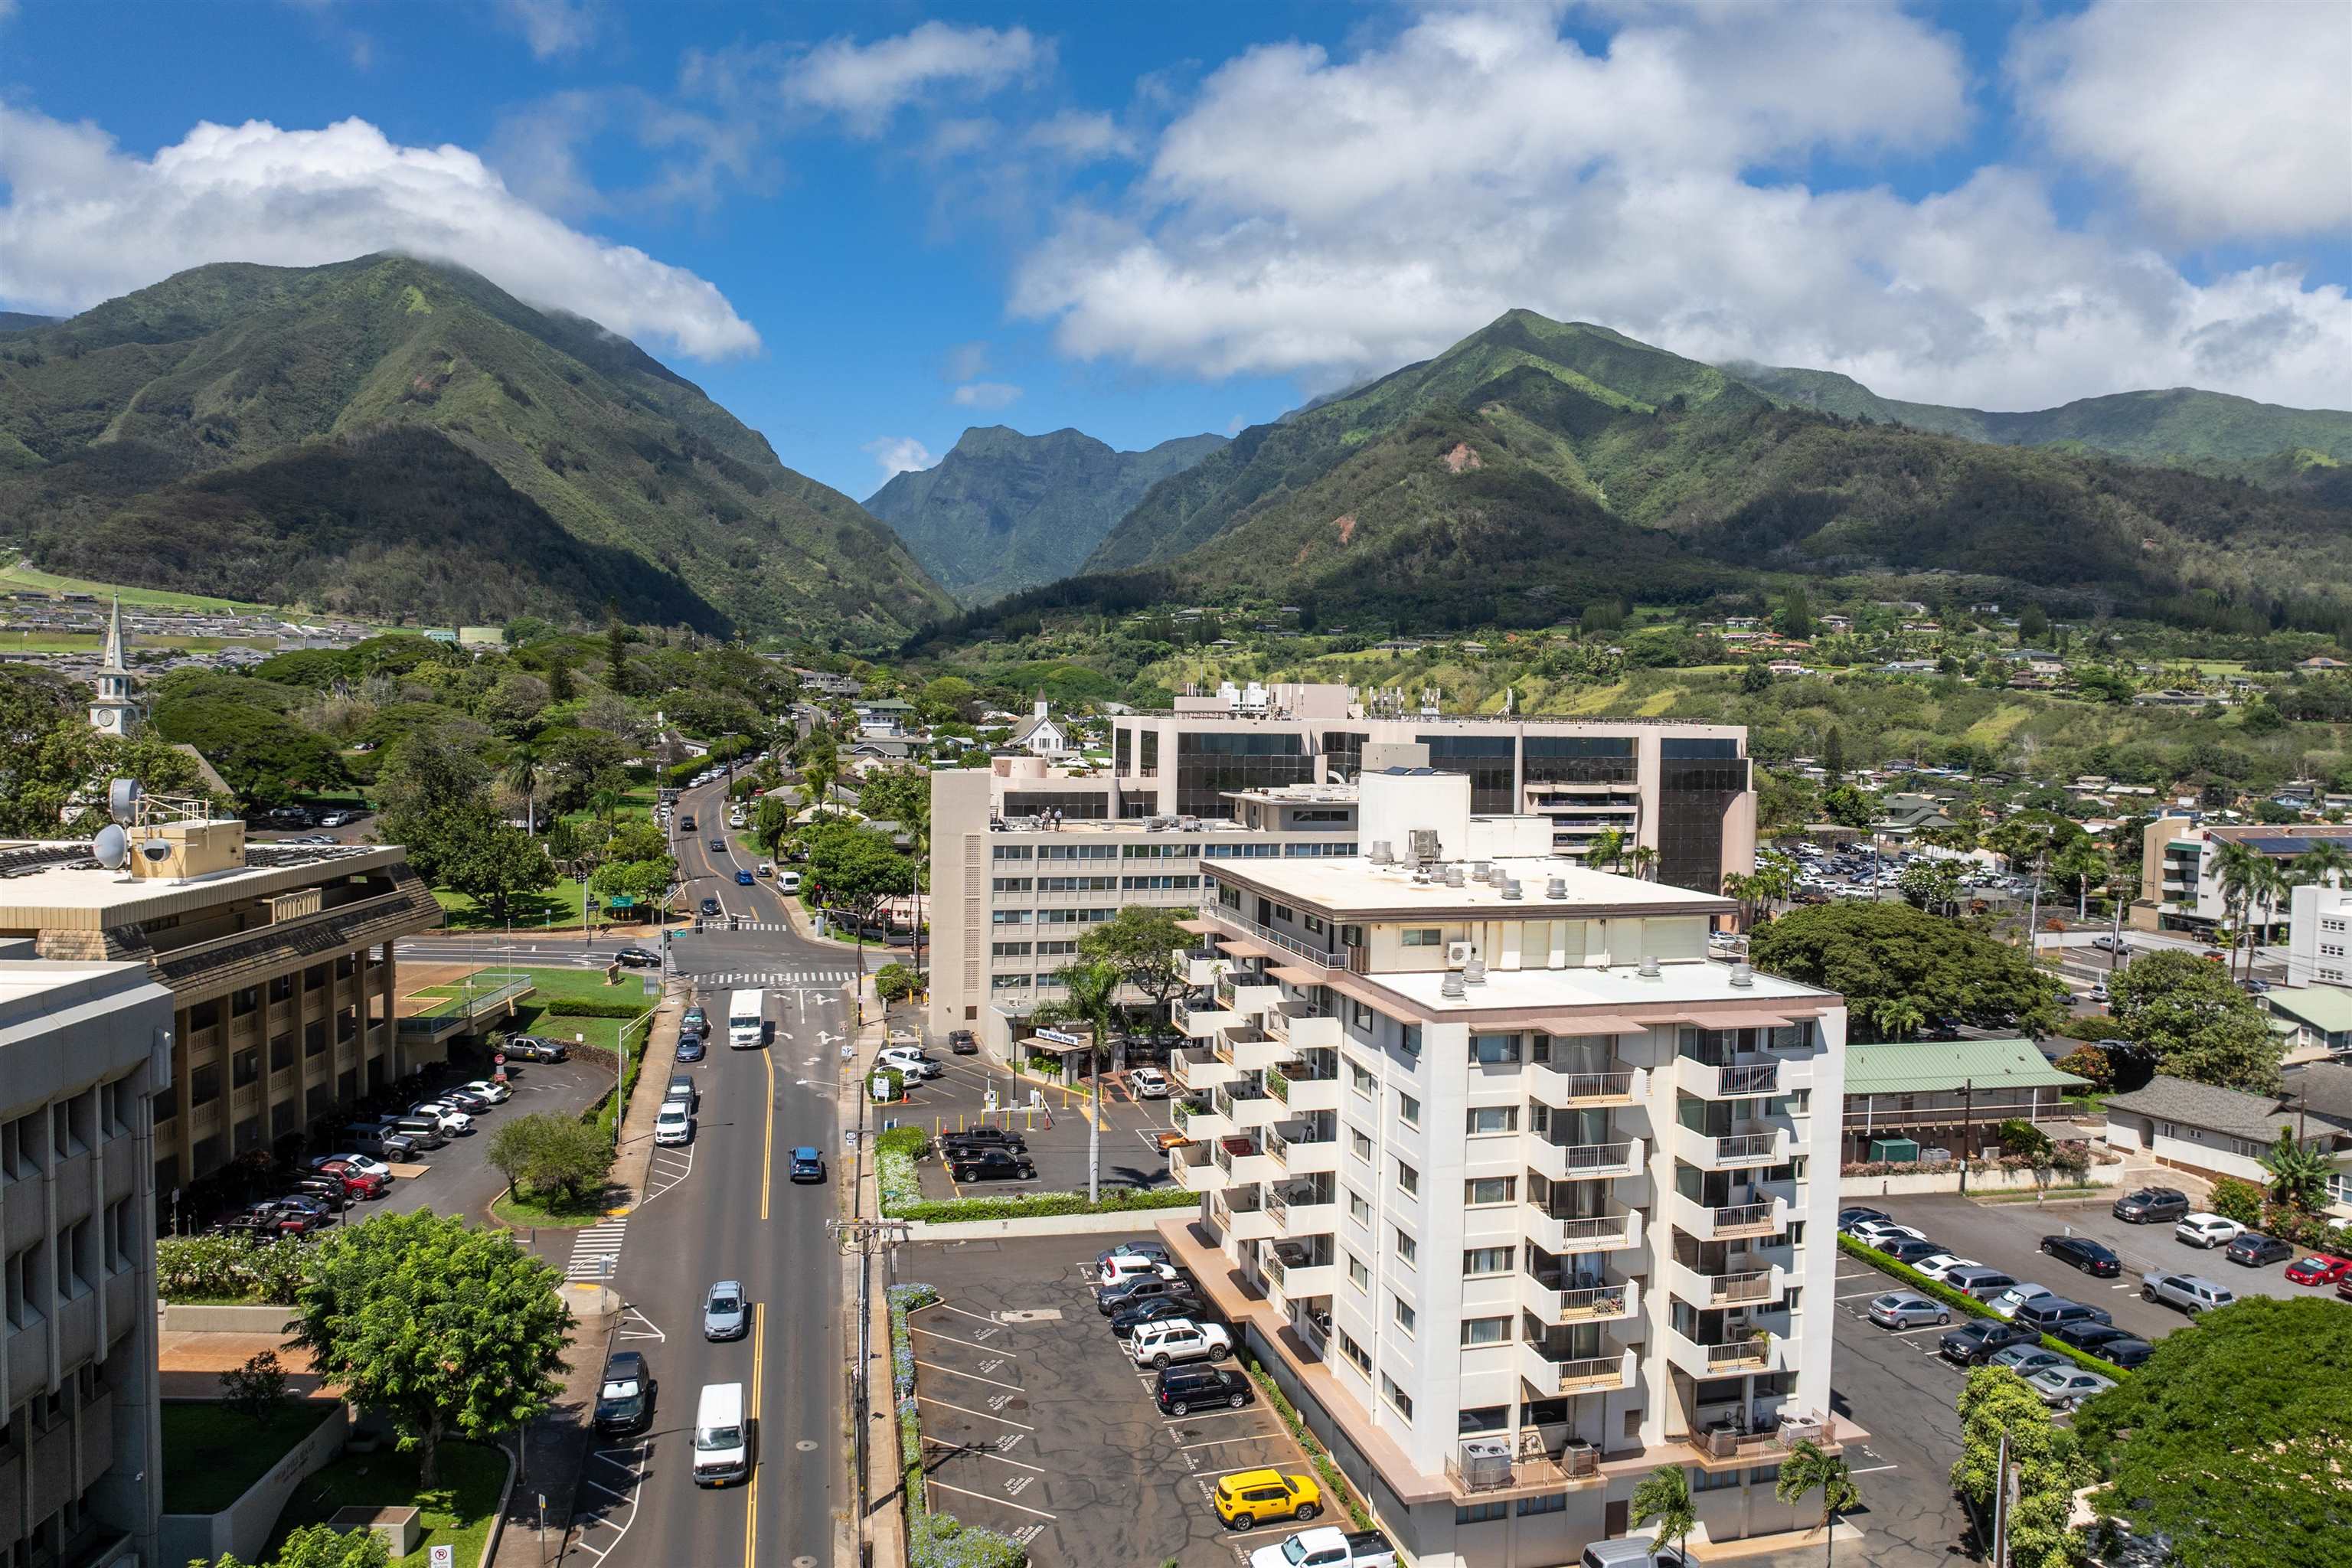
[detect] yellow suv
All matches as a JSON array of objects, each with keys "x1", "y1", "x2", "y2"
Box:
[{"x1": 1214, "y1": 1468, "x2": 1324, "y2": 1530}]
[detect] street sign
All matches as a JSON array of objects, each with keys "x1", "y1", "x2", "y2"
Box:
[{"x1": 431, "y1": 1548, "x2": 454, "y2": 1568}]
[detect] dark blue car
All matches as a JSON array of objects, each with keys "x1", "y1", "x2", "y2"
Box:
[
  {"x1": 789, "y1": 1146, "x2": 826, "y2": 1184},
  {"x1": 736, "y1": 869, "x2": 754, "y2": 885}
]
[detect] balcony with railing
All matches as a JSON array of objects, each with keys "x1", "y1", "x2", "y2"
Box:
[
  {"x1": 1204, "y1": 905, "x2": 1351, "y2": 971},
  {"x1": 1673, "y1": 1120, "x2": 1792, "y2": 1170},
  {"x1": 1172, "y1": 990, "x2": 1239, "y2": 1039},
  {"x1": 1178, "y1": 946, "x2": 1227, "y2": 987},
  {"x1": 1444, "y1": 1437, "x2": 1602, "y2": 1498},
  {"x1": 1214, "y1": 1022, "x2": 1285, "y2": 1073},
  {"x1": 1259, "y1": 1236, "x2": 1337, "y2": 1302},
  {"x1": 1524, "y1": 1200, "x2": 1643, "y2": 1255},
  {"x1": 1663, "y1": 1255, "x2": 1784, "y2": 1310},
  {"x1": 1521, "y1": 1262, "x2": 1642, "y2": 1325},
  {"x1": 1266, "y1": 1178, "x2": 1338, "y2": 1236},
  {"x1": 1211, "y1": 1181, "x2": 1276, "y2": 1242},
  {"x1": 1517, "y1": 1341, "x2": 1638, "y2": 1396},
  {"x1": 1668, "y1": 1189, "x2": 1790, "y2": 1243},
  {"x1": 1168, "y1": 1139, "x2": 1217, "y2": 1191},
  {"x1": 1668, "y1": 1326, "x2": 1792, "y2": 1379},
  {"x1": 1687, "y1": 1411, "x2": 1831, "y2": 1463},
  {"x1": 1680, "y1": 1057, "x2": 1782, "y2": 1099},
  {"x1": 1214, "y1": 1079, "x2": 1281, "y2": 1130},
  {"x1": 1211, "y1": 1132, "x2": 1279, "y2": 1186},
  {"x1": 1265, "y1": 1048, "x2": 1341, "y2": 1112},
  {"x1": 1265, "y1": 999, "x2": 1341, "y2": 1050},
  {"x1": 1529, "y1": 1060, "x2": 1646, "y2": 1108},
  {"x1": 1530, "y1": 1135, "x2": 1645, "y2": 1184},
  {"x1": 1264, "y1": 1114, "x2": 1339, "y2": 1174},
  {"x1": 1171, "y1": 1046, "x2": 1236, "y2": 1093}
]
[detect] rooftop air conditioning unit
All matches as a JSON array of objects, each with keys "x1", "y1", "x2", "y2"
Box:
[
  {"x1": 1410, "y1": 828, "x2": 1442, "y2": 864},
  {"x1": 1446, "y1": 940, "x2": 1477, "y2": 968}
]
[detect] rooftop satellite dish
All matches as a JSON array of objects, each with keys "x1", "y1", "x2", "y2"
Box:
[
  {"x1": 93, "y1": 823, "x2": 129, "y2": 870},
  {"x1": 107, "y1": 777, "x2": 142, "y2": 825}
]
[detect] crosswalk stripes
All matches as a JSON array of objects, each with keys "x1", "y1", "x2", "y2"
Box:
[
  {"x1": 694, "y1": 969, "x2": 858, "y2": 987},
  {"x1": 566, "y1": 1217, "x2": 628, "y2": 1281}
]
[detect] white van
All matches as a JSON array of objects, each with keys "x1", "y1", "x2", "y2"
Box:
[
  {"x1": 691, "y1": 1382, "x2": 751, "y2": 1486},
  {"x1": 776, "y1": 871, "x2": 802, "y2": 894}
]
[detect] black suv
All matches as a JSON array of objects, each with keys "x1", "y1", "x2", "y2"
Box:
[
  {"x1": 1938, "y1": 1318, "x2": 2040, "y2": 1367},
  {"x1": 940, "y1": 1128, "x2": 1027, "y2": 1157},
  {"x1": 948, "y1": 1030, "x2": 979, "y2": 1055},
  {"x1": 593, "y1": 1351, "x2": 655, "y2": 1436},
  {"x1": 1109, "y1": 1295, "x2": 1213, "y2": 1338},
  {"x1": 2052, "y1": 1322, "x2": 2154, "y2": 1367},
  {"x1": 947, "y1": 1148, "x2": 1036, "y2": 1183},
  {"x1": 2112, "y1": 1187, "x2": 2190, "y2": 1224},
  {"x1": 1155, "y1": 1364, "x2": 1253, "y2": 1416},
  {"x1": 2040, "y1": 1234, "x2": 2122, "y2": 1277}
]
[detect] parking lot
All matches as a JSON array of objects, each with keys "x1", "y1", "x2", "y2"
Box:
[
  {"x1": 1857, "y1": 1191, "x2": 2318, "y2": 1342},
  {"x1": 889, "y1": 1052, "x2": 1185, "y2": 1200},
  {"x1": 903, "y1": 1233, "x2": 1320, "y2": 1567},
  {"x1": 369, "y1": 1054, "x2": 610, "y2": 1224}
]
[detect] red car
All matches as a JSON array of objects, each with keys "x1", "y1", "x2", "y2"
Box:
[
  {"x1": 318, "y1": 1165, "x2": 390, "y2": 1200},
  {"x1": 2285, "y1": 1253, "x2": 2352, "y2": 1286}
]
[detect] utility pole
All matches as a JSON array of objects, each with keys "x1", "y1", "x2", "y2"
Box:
[
  {"x1": 830, "y1": 1214, "x2": 911, "y2": 1515},
  {"x1": 1959, "y1": 1078, "x2": 1974, "y2": 1194}
]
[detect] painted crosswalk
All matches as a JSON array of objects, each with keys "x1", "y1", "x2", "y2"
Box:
[
  {"x1": 694, "y1": 969, "x2": 859, "y2": 987},
  {"x1": 566, "y1": 1217, "x2": 628, "y2": 1280}
]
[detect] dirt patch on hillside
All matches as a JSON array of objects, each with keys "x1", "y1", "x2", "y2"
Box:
[
  {"x1": 1442, "y1": 443, "x2": 1481, "y2": 472},
  {"x1": 1334, "y1": 513, "x2": 1357, "y2": 543}
]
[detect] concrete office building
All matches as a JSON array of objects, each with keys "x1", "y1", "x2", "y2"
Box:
[
  {"x1": 0, "y1": 815, "x2": 441, "y2": 1203},
  {"x1": 1108, "y1": 704, "x2": 1755, "y2": 893},
  {"x1": 0, "y1": 957, "x2": 175, "y2": 1568},
  {"x1": 2133, "y1": 818, "x2": 2352, "y2": 939},
  {"x1": 926, "y1": 758, "x2": 1367, "y2": 1048},
  {"x1": 1158, "y1": 769, "x2": 1849, "y2": 1567}
]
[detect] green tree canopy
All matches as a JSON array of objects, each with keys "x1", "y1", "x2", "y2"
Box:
[
  {"x1": 2105, "y1": 950, "x2": 2284, "y2": 1094},
  {"x1": 199, "y1": 1520, "x2": 393, "y2": 1568},
  {"x1": 1076, "y1": 905, "x2": 1191, "y2": 1014},
  {"x1": 152, "y1": 698, "x2": 351, "y2": 806},
  {"x1": 439, "y1": 816, "x2": 558, "y2": 926},
  {"x1": 286, "y1": 1210, "x2": 571, "y2": 1485},
  {"x1": 1952, "y1": 1367, "x2": 2086, "y2": 1568},
  {"x1": 1748, "y1": 901, "x2": 2067, "y2": 1042},
  {"x1": 2074, "y1": 1297, "x2": 2352, "y2": 1566},
  {"x1": 1819, "y1": 783, "x2": 1877, "y2": 829},
  {"x1": 805, "y1": 822, "x2": 913, "y2": 939}
]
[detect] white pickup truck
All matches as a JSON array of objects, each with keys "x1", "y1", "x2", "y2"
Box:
[{"x1": 1249, "y1": 1527, "x2": 1397, "y2": 1568}]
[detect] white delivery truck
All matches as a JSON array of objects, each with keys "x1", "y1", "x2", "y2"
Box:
[{"x1": 727, "y1": 988, "x2": 766, "y2": 1049}]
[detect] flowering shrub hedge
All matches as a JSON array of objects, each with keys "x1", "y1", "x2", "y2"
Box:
[
  {"x1": 1838, "y1": 1141, "x2": 2109, "y2": 1179},
  {"x1": 875, "y1": 1127, "x2": 926, "y2": 1213},
  {"x1": 156, "y1": 1234, "x2": 308, "y2": 1305},
  {"x1": 887, "y1": 1186, "x2": 1200, "y2": 1224}
]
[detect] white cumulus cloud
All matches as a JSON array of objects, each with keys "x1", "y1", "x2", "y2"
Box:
[
  {"x1": 0, "y1": 107, "x2": 760, "y2": 360},
  {"x1": 950, "y1": 381, "x2": 1023, "y2": 410},
  {"x1": 2010, "y1": 0, "x2": 2352, "y2": 239},
  {"x1": 1022, "y1": 109, "x2": 1135, "y2": 163},
  {"x1": 784, "y1": 22, "x2": 1047, "y2": 136},
  {"x1": 864, "y1": 436, "x2": 936, "y2": 480},
  {"x1": 498, "y1": 0, "x2": 601, "y2": 61},
  {"x1": 1011, "y1": 3, "x2": 2352, "y2": 413}
]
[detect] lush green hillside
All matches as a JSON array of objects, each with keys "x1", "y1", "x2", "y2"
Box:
[
  {"x1": 0, "y1": 314, "x2": 55, "y2": 338},
  {"x1": 0, "y1": 256, "x2": 952, "y2": 639},
  {"x1": 864, "y1": 424, "x2": 1224, "y2": 606},
  {"x1": 1067, "y1": 309, "x2": 2352, "y2": 628},
  {"x1": 1730, "y1": 364, "x2": 2352, "y2": 466}
]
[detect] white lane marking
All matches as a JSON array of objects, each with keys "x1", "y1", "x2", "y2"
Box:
[
  {"x1": 911, "y1": 1325, "x2": 1021, "y2": 1357},
  {"x1": 923, "y1": 1478, "x2": 1057, "y2": 1520},
  {"x1": 913, "y1": 1361, "x2": 1022, "y2": 1392},
  {"x1": 922, "y1": 1438, "x2": 1047, "y2": 1474},
  {"x1": 1847, "y1": 1464, "x2": 1900, "y2": 1475},
  {"x1": 916, "y1": 1395, "x2": 1035, "y2": 1430}
]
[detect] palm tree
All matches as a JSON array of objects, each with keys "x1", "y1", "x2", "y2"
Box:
[
  {"x1": 2260, "y1": 1125, "x2": 2334, "y2": 1214},
  {"x1": 2246, "y1": 858, "x2": 2288, "y2": 982},
  {"x1": 2292, "y1": 841, "x2": 2352, "y2": 890},
  {"x1": 1775, "y1": 1439, "x2": 1861, "y2": 1566},
  {"x1": 502, "y1": 744, "x2": 543, "y2": 838},
  {"x1": 2210, "y1": 839, "x2": 2269, "y2": 982},
  {"x1": 1866, "y1": 997, "x2": 1925, "y2": 1043},
  {"x1": 1628, "y1": 844, "x2": 1659, "y2": 882},
  {"x1": 1722, "y1": 871, "x2": 1754, "y2": 929},
  {"x1": 1034, "y1": 959, "x2": 1122, "y2": 1204},
  {"x1": 589, "y1": 784, "x2": 622, "y2": 833},
  {"x1": 2052, "y1": 837, "x2": 2108, "y2": 921},
  {"x1": 1630, "y1": 1464, "x2": 1696, "y2": 1564},
  {"x1": 1586, "y1": 827, "x2": 1626, "y2": 873}
]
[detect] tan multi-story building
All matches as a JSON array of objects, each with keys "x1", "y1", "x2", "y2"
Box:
[
  {"x1": 0, "y1": 956, "x2": 175, "y2": 1568},
  {"x1": 1156, "y1": 769, "x2": 1851, "y2": 1566},
  {"x1": 0, "y1": 815, "x2": 440, "y2": 1201}
]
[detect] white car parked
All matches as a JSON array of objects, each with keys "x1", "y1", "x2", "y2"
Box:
[
  {"x1": 1125, "y1": 1317, "x2": 1233, "y2": 1370},
  {"x1": 462, "y1": 1079, "x2": 513, "y2": 1103},
  {"x1": 1912, "y1": 1253, "x2": 1980, "y2": 1283},
  {"x1": 1851, "y1": 1220, "x2": 1926, "y2": 1248},
  {"x1": 1130, "y1": 1067, "x2": 1171, "y2": 1099},
  {"x1": 1099, "y1": 1253, "x2": 1178, "y2": 1289},
  {"x1": 2174, "y1": 1212, "x2": 2245, "y2": 1249},
  {"x1": 409, "y1": 1102, "x2": 472, "y2": 1135},
  {"x1": 309, "y1": 1152, "x2": 393, "y2": 1181},
  {"x1": 655, "y1": 1105, "x2": 694, "y2": 1146}
]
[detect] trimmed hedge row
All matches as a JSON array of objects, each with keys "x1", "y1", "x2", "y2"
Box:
[
  {"x1": 1837, "y1": 1233, "x2": 2132, "y2": 1382},
  {"x1": 886, "y1": 1185, "x2": 1200, "y2": 1225},
  {"x1": 1240, "y1": 1354, "x2": 1376, "y2": 1533},
  {"x1": 547, "y1": 999, "x2": 653, "y2": 1020}
]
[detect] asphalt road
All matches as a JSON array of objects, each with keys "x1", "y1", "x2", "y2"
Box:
[{"x1": 573, "y1": 778, "x2": 868, "y2": 1568}]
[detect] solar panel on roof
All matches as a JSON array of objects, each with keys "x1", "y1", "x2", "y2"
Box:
[{"x1": 2244, "y1": 836, "x2": 2319, "y2": 853}]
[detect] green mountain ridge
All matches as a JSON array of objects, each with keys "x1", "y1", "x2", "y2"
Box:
[
  {"x1": 1061, "y1": 309, "x2": 2352, "y2": 629},
  {"x1": 1727, "y1": 364, "x2": 2352, "y2": 466},
  {"x1": 864, "y1": 424, "x2": 1225, "y2": 607},
  {"x1": 0, "y1": 256, "x2": 952, "y2": 639}
]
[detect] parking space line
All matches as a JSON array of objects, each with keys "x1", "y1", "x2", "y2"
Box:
[
  {"x1": 926, "y1": 1478, "x2": 1057, "y2": 1520},
  {"x1": 916, "y1": 1394, "x2": 1035, "y2": 1429},
  {"x1": 931, "y1": 1302, "x2": 1004, "y2": 1327},
  {"x1": 913, "y1": 1360, "x2": 1022, "y2": 1391},
  {"x1": 913, "y1": 1325, "x2": 1022, "y2": 1357},
  {"x1": 1835, "y1": 1289, "x2": 1886, "y2": 1300},
  {"x1": 923, "y1": 1439, "x2": 1047, "y2": 1473},
  {"x1": 1174, "y1": 1432, "x2": 1282, "y2": 1449},
  {"x1": 1159, "y1": 1406, "x2": 1266, "y2": 1423}
]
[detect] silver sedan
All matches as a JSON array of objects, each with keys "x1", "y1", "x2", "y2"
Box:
[{"x1": 1867, "y1": 1291, "x2": 1951, "y2": 1329}]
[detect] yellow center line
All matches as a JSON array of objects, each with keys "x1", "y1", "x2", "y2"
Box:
[{"x1": 744, "y1": 1300, "x2": 763, "y2": 1566}]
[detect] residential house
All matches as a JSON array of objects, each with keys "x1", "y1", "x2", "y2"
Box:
[
  {"x1": 1841, "y1": 1038, "x2": 2086, "y2": 1161},
  {"x1": 1007, "y1": 694, "x2": 1073, "y2": 758},
  {"x1": 2101, "y1": 1075, "x2": 2348, "y2": 1216}
]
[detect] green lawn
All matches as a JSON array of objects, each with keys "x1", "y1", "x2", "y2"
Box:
[
  {"x1": 490, "y1": 1182, "x2": 625, "y2": 1227},
  {"x1": 503, "y1": 965, "x2": 656, "y2": 1064},
  {"x1": 267, "y1": 1438, "x2": 507, "y2": 1568},
  {"x1": 160, "y1": 1400, "x2": 341, "y2": 1514},
  {"x1": 405, "y1": 972, "x2": 534, "y2": 1020},
  {"x1": 434, "y1": 879, "x2": 590, "y2": 932}
]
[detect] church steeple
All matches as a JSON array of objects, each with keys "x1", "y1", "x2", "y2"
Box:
[{"x1": 90, "y1": 596, "x2": 141, "y2": 739}]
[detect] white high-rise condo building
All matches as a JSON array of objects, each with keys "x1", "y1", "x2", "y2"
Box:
[{"x1": 1156, "y1": 769, "x2": 1852, "y2": 1567}]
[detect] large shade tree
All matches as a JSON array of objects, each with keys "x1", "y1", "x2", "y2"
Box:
[
  {"x1": 286, "y1": 1210, "x2": 570, "y2": 1485},
  {"x1": 2105, "y1": 950, "x2": 2284, "y2": 1095},
  {"x1": 1748, "y1": 901, "x2": 2068, "y2": 1042}
]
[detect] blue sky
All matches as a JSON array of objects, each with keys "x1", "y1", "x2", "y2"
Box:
[{"x1": 5, "y1": 1, "x2": 2347, "y2": 501}]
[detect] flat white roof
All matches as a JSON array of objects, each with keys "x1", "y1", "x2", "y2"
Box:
[
  {"x1": 1377, "y1": 959, "x2": 1831, "y2": 1017},
  {"x1": 1212, "y1": 855, "x2": 1731, "y2": 916},
  {"x1": 0, "y1": 840, "x2": 400, "y2": 921}
]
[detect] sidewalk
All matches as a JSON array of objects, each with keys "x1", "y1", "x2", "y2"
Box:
[{"x1": 842, "y1": 971, "x2": 906, "y2": 1568}]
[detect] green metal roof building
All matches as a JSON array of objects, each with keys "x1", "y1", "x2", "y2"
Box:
[{"x1": 1841, "y1": 1038, "x2": 2088, "y2": 1159}]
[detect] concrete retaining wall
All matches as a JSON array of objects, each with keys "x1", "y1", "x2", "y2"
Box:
[
  {"x1": 161, "y1": 1302, "x2": 296, "y2": 1333},
  {"x1": 156, "y1": 1402, "x2": 349, "y2": 1566},
  {"x1": 1840, "y1": 1162, "x2": 2124, "y2": 1199},
  {"x1": 900, "y1": 1205, "x2": 1198, "y2": 1243}
]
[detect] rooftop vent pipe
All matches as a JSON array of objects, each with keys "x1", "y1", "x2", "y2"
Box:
[
  {"x1": 1546, "y1": 877, "x2": 1569, "y2": 900},
  {"x1": 1463, "y1": 956, "x2": 1488, "y2": 985},
  {"x1": 1501, "y1": 878, "x2": 1523, "y2": 900},
  {"x1": 1638, "y1": 957, "x2": 1661, "y2": 979},
  {"x1": 1441, "y1": 972, "x2": 1467, "y2": 1000},
  {"x1": 1730, "y1": 963, "x2": 1756, "y2": 988},
  {"x1": 1444, "y1": 865, "x2": 1467, "y2": 888}
]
